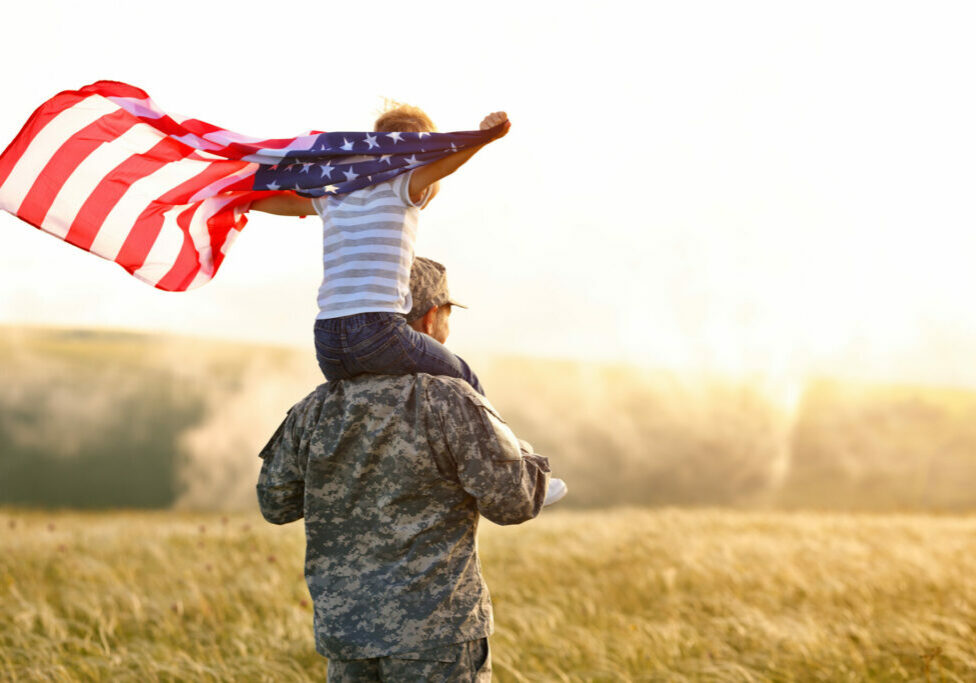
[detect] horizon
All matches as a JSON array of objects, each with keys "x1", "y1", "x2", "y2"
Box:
[
  {"x1": 4, "y1": 322, "x2": 975, "y2": 396},
  {"x1": 6, "y1": 322, "x2": 976, "y2": 513}
]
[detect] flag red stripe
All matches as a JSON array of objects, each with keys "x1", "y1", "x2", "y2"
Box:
[
  {"x1": 0, "y1": 90, "x2": 89, "y2": 192},
  {"x1": 207, "y1": 196, "x2": 256, "y2": 277},
  {"x1": 64, "y1": 136, "x2": 194, "y2": 251},
  {"x1": 114, "y1": 160, "x2": 249, "y2": 271},
  {"x1": 152, "y1": 195, "x2": 257, "y2": 291},
  {"x1": 154, "y1": 205, "x2": 202, "y2": 291},
  {"x1": 130, "y1": 114, "x2": 217, "y2": 146},
  {"x1": 220, "y1": 175, "x2": 259, "y2": 192},
  {"x1": 160, "y1": 160, "x2": 250, "y2": 206},
  {"x1": 114, "y1": 204, "x2": 168, "y2": 274},
  {"x1": 79, "y1": 82, "x2": 260, "y2": 160},
  {"x1": 17, "y1": 109, "x2": 139, "y2": 227},
  {"x1": 125, "y1": 116, "x2": 296, "y2": 160},
  {"x1": 176, "y1": 119, "x2": 299, "y2": 151},
  {"x1": 80, "y1": 81, "x2": 150, "y2": 99}
]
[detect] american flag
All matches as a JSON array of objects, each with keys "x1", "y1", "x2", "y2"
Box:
[{"x1": 0, "y1": 81, "x2": 499, "y2": 291}]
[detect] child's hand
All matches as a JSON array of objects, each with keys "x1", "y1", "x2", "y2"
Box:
[
  {"x1": 409, "y1": 112, "x2": 509, "y2": 199},
  {"x1": 480, "y1": 111, "x2": 510, "y2": 139}
]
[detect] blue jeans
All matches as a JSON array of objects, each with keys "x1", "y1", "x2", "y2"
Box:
[{"x1": 313, "y1": 312, "x2": 485, "y2": 395}]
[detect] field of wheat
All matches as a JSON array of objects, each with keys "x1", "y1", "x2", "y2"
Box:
[{"x1": 3, "y1": 507, "x2": 976, "y2": 681}]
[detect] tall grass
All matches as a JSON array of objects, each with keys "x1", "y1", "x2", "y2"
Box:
[{"x1": 3, "y1": 508, "x2": 975, "y2": 681}]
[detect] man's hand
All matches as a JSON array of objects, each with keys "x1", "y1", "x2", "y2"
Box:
[{"x1": 480, "y1": 111, "x2": 510, "y2": 140}]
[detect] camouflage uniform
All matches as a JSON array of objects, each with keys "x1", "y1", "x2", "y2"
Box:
[
  {"x1": 257, "y1": 373, "x2": 550, "y2": 679},
  {"x1": 325, "y1": 638, "x2": 490, "y2": 682}
]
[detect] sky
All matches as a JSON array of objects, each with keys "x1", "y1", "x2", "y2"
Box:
[{"x1": 2, "y1": 1, "x2": 975, "y2": 386}]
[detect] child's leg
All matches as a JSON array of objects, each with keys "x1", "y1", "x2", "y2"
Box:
[
  {"x1": 384, "y1": 318, "x2": 485, "y2": 396},
  {"x1": 314, "y1": 314, "x2": 485, "y2": 394},
  {"x1": 387, "y1": 318, "x2": 485, "y2": 395},
  {"x1": 314, "y1": 313, "x2": 402, "y2": 382},
  {"x1": 313, "y1": 317, "x2": 355, "y2": 382}
]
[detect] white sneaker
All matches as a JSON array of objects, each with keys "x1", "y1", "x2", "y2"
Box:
[{"x1": 544, "y1": 478, "x2": 568, "y2": 506}]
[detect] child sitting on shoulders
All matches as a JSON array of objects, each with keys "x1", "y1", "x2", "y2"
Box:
[
  {"x1": 251, "y1": 104, "x2": 508, "y2": 394},
  {"x1": 252, "y1": 105, "x2": 568, "y2": 506}
]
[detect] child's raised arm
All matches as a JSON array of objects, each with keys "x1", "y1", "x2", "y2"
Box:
[
  {"x1": 408, "y1": 112, "x2": 510, "y2": 205},
  {"x1": 250, "y1": 194, "x2": 316, "y2": 216}
]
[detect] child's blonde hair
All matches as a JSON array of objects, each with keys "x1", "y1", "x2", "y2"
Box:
[{"x1": 374, "y1": 99, "x2": 436, "y2": 133}]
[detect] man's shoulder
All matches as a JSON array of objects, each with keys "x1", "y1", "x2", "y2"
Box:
[
  {"x1": 417, "y1": 372, "x2": 477, "y2": 394},
  {"x1": 288, "y1": 374, "x2": 489, "y2": 415},
  {"x1": 415, "y1": 374, "x2": 497, "y2": 411}
]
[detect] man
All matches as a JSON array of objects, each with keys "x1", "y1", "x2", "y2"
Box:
[{"x1": 257, "y1": 257, "x2": 553, "y2": 681}]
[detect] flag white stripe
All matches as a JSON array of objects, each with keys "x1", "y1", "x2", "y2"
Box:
[
  {"x1": 186, "y1": 270, "x2": 212, "y2": 290},
  {"x1": 220, "y1": 220, "x2": 243, "y2": 256},
  {"x1": 172, "y1": 133, "x2": 224, "y2": 152},
  {"x1": 131, "y1": 207, "x2": 185, "y2": 286},
  {"x1": 133, "y1": 195, "x2": 236, "y2": 287},
  {"x1": 187, "y1": 196, "x2": 236, "y2": 277},
  {"x1": 187, "y1": 163, "x2": 259, "y2": 203},
  {"x1": 106, "y1": 96, "x2": 164, "y2": 120},
  {"x1": 201, "y1": 128, "x2": 275, "y2": 145},
  {"x1": 42, "y1": 124, "x2": 163, "y2": 239},
  {"x1": 0, "y1": 95, "x2": 120, "y2": 213},
  {"x1": 89, "y1": 154, "x2": 214, "y2": 260},
  {"x1": 187, "y1": 147, "x2": 231, "y2": 162}
]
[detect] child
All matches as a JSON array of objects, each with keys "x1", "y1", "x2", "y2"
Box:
[
  {"x1": 252, "y1": 105, "x2": 567, "y2": 505},
  {"x1": 251, "y1": 105, "x2": 508, "y2": 394}
]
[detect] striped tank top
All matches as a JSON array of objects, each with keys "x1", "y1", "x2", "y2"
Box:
[{"x1": 312, "y1": 170, "x2": 427, "y2": 319}]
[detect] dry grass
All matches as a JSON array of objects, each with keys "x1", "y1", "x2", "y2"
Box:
[{"x1": 3, "y1": 508, "x2": 976, "y2": 681}]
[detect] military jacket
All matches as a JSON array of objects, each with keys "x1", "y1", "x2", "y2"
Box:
[{"x1": 257, "y1": 373, "x2": 550, "y2": 660}]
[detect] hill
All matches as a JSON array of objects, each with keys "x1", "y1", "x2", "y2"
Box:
[{"x1": 2, "y1": 325, "x2": 976, "y2": 511}]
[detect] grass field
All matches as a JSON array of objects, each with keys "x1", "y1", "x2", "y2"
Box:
[{"x1": 3, "y1": 507, "x2": 976, "y2": 681}]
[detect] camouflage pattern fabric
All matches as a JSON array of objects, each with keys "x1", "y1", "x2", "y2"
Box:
[
  {"x1": 326, "y1": 638, "x2": 491, "y2": 682},
  {"x1": 257, "y1": 373, "x2": 550, "y2": 661},
  {"x1": 404, "y1": 256, "x2": 467, "y2": 322}
]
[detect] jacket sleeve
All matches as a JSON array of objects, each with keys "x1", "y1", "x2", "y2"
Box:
[
  {"x1": 430, "y1": 382, "x2": 551, "y2": 525},
  {"x1": 256, "y1": 406, "x2": 305, "y2": 525}
]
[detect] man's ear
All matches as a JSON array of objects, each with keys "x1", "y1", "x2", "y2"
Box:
[{"x1": 421, "y1": 306, "x2": 439, "y2": 335}]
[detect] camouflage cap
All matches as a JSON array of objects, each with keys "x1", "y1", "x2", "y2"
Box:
[{"x1": 405, "y1": 256, "x2": 467, "y2": 322}]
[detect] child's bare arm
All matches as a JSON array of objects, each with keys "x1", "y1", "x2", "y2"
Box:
[
  {"x1": 408, "y1": 112, "x2": 510, "y2": 205},
  {"x1": 250, "y1": 194, "x2": 316, "y2": 216}
]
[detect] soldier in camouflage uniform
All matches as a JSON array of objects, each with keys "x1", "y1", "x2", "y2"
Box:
[{"x1": 257, "y1": 257, "x2": 551, "y2": 682}]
